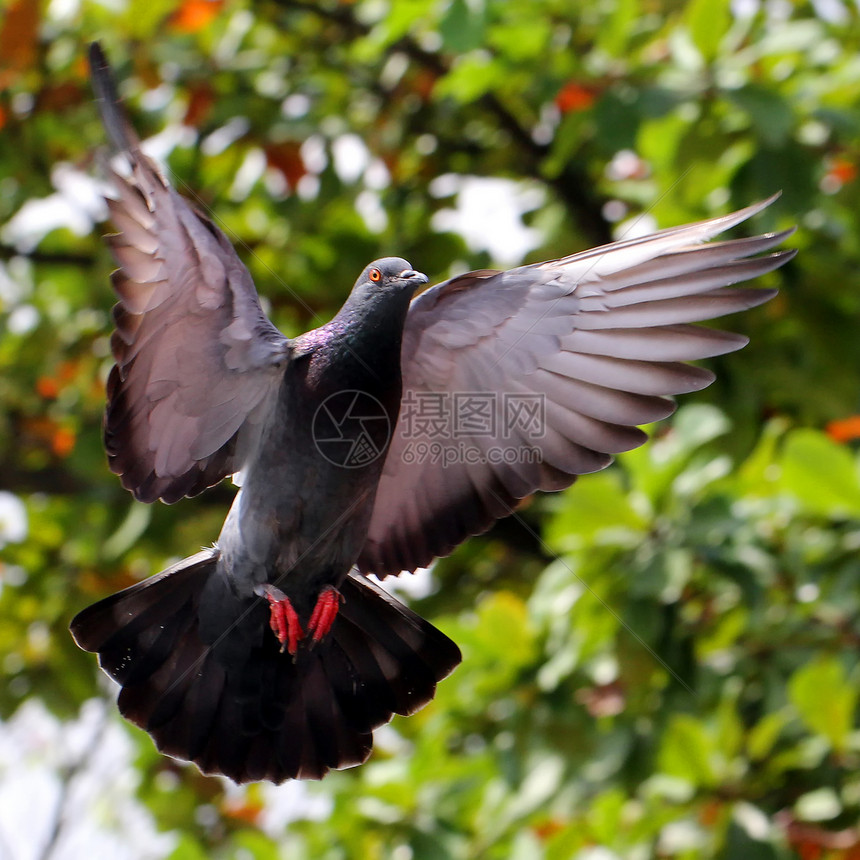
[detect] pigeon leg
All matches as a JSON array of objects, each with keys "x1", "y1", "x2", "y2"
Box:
[
  {"x1": 255, "y1": 584, "x2": 304, "y2": 655},
  {"x1": 306, "y1": 586, "x2": 342, "y2": 646}
]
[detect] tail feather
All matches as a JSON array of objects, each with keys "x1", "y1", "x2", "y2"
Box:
[
  {"x1": 196, "y1": 684, "x2": 255, "y2": 781},
  {"x1": 72, "y1": 551, "x2": 213, "y2": 688},
  {"x1": 105, "y1": 605, "x2": 191, "y2": 686},
  {"x1": 163, "y1": 649, "x2": 226, "y2": 763},
  {"x1": 72, "y1": 552, "x2": 211, "y2": 650},
  {"x1": 70, "y1": 550, "x2": 461, "y2": 783},
  {"x1": 323, "y1": 637, "x2": 388, "y2": 733},
  {"x1": 304, "y1": 669, "x2": 371, "y2": 776},
  {"x1": 337, "y1": 574, "x2": 456, "y2": 715},
  {"x1": 135, "y1": 626, "x2": 212, "y2": 731},
  {"x1": 327, "y1": 619, "x2": 403, "y2": 722},
  {"x1": 244, "y1": 734, "x2": 278, "y2": 784},
  {"x1": 272, "y1": 661, "x2": 370, "y2": 781}
]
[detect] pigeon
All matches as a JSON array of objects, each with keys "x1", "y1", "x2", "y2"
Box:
[{"x1": 71, "y1": 42, "x2": 795, "y2": 784}]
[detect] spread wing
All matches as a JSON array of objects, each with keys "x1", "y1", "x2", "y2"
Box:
[
  {"x1": 359, "y1": 198, "x2": 794, "y2": 575},
  {"x1": 90, "y1": 43, "x2": 289, "y2": 503}
]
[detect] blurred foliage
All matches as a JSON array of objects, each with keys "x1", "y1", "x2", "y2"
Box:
[{"x1": 1, "y1": 0, "x2": 860, "y2": 857}]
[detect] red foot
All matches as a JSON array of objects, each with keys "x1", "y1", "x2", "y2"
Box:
[
  {"x1": 307, "y1": 587, "x2": 342, "y2": 645},
  {"x1": 256, "y1": 585, "x2": 304, "y2": 655}
]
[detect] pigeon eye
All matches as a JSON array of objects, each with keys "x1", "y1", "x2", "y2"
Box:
[{"x1": 369, "y1": 268, "x2": 381, "y2": 283}]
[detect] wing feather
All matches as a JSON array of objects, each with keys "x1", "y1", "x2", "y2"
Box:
[
  {"x1": 360, "y1": 200, "x2": 794, "y2": 575},
  {"x1": 90, "y1": 46, "x2": 289, "y2": 503}
]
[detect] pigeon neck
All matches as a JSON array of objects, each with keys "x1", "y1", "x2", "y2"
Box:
[{"x1": 328, "y1": 287, "x2": 414, "y2": 360}]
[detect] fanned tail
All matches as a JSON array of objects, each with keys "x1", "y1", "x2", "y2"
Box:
[{"x1": 70, "y1": 550, "x2": 461, "y2": 783}]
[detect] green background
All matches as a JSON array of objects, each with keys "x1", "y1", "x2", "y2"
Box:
[{"x1": 1, "y1": 0, "x2": 860, "y2": 857}]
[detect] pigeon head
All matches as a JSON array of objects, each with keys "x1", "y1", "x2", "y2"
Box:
[
  {"x1": 354, "y1": 257, "x2": 429, "y2": 295},
  {"x1": 330, "y1": 257, "x2": 429, "y2": 337}
]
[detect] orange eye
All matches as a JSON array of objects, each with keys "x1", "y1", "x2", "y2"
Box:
[{"x1": 369, "y1": 268, "x2": 381, "y2": 282}]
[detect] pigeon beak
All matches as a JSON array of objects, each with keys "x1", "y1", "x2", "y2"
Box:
[{"x1": 399, "y1": 269, "x2": 429, "y2": 286}]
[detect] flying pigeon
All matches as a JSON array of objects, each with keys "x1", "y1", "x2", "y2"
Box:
[{"x1": 71, "y1": 42, "x2": 795, "y2": 784}]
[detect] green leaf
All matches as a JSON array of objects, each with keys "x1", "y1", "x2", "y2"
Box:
[
  {"x1": 488, "y1": 17, "x2": 551, "y2": 61},
  {"x1": 593, "y1": 91, "x2": 641, "y2": 154},
  {"x1": 596, "y1": 0, "x2": 639, "y2": 57},
  {"x1": 232, "y1": 829, "x2": 281, "y2": 860},
  {"x1": 637, "y1": 111, "x2": 689, "y2": 173},
  {"x1": 746, "y1": 710, "x2": 791, "y2": 761},
  {"x1": 778, "y1": 429, "x2": 860, "y2": 518},
  {"x1": 544, "y1": 470, "x2": 648, "y2": 553},
  {"x1": 734, "y1": 417, "x2": 790, "y2": 496},
  {"x1": 788, "y1": 656, "x2": 858, "y2": 753},
  {"x1": 734, "y1": 142, "x2": 817, "y2": 214},
  {"x1": 684, "y1": 0, "x2": 731, "y2": 61},
  {"x1": 716, "y1": 690, "x2": 744, "y2": 760},
  {"x1": 697, "y1": 606, "x2": 748, "y2": 657},
  {"x1": 102, "y1": 501, "x2": 152, "y2": 560},
  {"x1": 658, "y1": 714, "x2": 718, "y2": 788},
  {"x1": 167, "y1": 834, "x2": 208, "y2": 860},
  {"x1": 728, "y1": 85, "x2": 795, "y2": 148},
  {"x1": 661, "y1": 404, "x2": 732, "y2": 456},
  {"x1": 450, "y1": 591, "x2": 537, "y2": 697},
  {"x1": 434, "y1": 55, "x2": 504, "y2": 103},
  {"x1": 123, "y1": 0, "x2": 179, "y2": 39},
  {"x1": 439, "y1": 0, "x2": 486, "y2": 53},
  {"x1": 374, "y1": 0, "x2": 438, "y2": 45},
  {"x1": 621, "y1": 404, "x2": 730, "y2": 504},
  {"x1": 587, "y1": 788, "x2": 627, "y2": 844}
]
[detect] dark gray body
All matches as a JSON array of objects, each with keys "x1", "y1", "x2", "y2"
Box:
[{"x1": 215, "y1": 285, "x2": 414, "y2": 618}]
